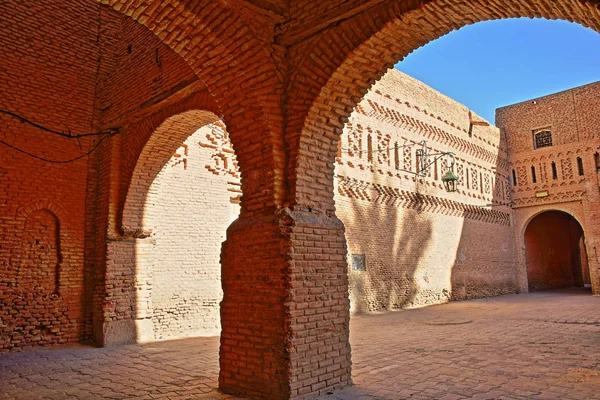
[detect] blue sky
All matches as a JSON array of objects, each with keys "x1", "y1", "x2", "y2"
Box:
[{"x1": 396, "y1": 18, "x2": 600, "y2": 125}]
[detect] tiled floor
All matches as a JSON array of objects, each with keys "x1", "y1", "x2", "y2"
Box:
[{"x1": 1, "y1": 289, "x2": 599, "y2": 399}]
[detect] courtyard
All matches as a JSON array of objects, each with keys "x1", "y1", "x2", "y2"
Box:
[{"x1": 1, "y1": 289, "x2": 598, "y2": 400}]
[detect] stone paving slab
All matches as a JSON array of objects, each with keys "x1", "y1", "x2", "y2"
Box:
[{"x1": 1, "y1": 289, "x2": 599, "y2": 399}]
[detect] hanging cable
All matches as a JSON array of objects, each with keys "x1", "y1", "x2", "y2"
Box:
[
  {"x1": 0, "y1": 109, "x2": 118, "y2": 138},
  {"x1": 0, "y1": 134, "x2": 113, "y2": 164}
]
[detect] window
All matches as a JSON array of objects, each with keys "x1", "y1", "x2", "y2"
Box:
[
  {"x1": 577, "y1": 157, "x2": 584, "y2": 176},
  {"x1": 551, "y1": 162, "x2": 558, "y2": 180},
  {"x1": 394, "y1": 143, "x2": 399, "y2": 170},
  {"x1": 512, "y1": 169, "x2": 517, "y2": 186},
  {"x1": 533, "y1": 129, "x2": 552, "y2": 149},
  {"x1": 367, "y1": 134, "x2": 373, "y2": 163},
  {"x1": 531, "y1": 166, "x2": 537, "y2": 183},
  {"x1": 351, "y1": 254, "x2": 366, "y2": 271}
]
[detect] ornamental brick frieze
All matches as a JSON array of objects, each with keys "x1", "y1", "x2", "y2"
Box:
[
  {"x1": 339, "y1": 142, "x2": 505, "y2": 203},
  {"x1": 357, "y1": 98, "x2": 509, "y2": 171},
  {"x1": 512, "y1": 190, "x2": 586, "y2": 208},
  {"x1": 512, "y1": 178, "x2": 586, "y2": 194},
  {"x1": 511, "y1": 152, "x2": 589, "y2": 193},
  {"x1": 511, "y1": 147, "x2": 595, "y2": 166},
  {"x1": 369, "y1": 89, "x2": 503, "y2": 149},
  {"x1": 337, "y1": 177, "x2": 511, "y2": 226}
]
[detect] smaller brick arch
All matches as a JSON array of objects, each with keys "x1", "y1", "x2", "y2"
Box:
[
  {"x1": 100, "y1": 0, "x2": 286, "y2": 213},
  {"x1": 519, "y1": 206, "x2": 586, "y2": 240},
  {"x1": 15, "y1": 200, "x2": 68, "y2": 222},
  {"x1": 13, "y1": 201, "x2": 69, "y2": 283},
  {"x1": 122, "y1": 109, "x2": 221, "y2": 235}
]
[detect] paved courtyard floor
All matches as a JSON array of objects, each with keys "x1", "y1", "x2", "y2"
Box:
[{"x1": 1, "y1": 289, "x2": 599, "y2": 399}]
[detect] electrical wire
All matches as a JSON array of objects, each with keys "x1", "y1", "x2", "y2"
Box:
[
  {"x1": 0, "y1": 134, "x2": 112, "y2": 164},
  {"x1": 0, "y1": 109, "x2": 118, "y2": 138}
]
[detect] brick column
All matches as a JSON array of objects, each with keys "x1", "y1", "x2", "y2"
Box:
[
  {"x1": 98, "y1": 237, "x2": 154, "y2": 346},
  {"x1": 582, "y1": 157, "x2": 600, "y2": 295},
  {"x1": 511, "y1": 212, "x2": 529, "y2": 294},
  {"x1": 219, "y1": 207, "x2": 352, "y2": 399}
]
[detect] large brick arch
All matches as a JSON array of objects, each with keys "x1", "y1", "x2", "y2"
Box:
[
  {"x1": 286, "y1": 0, "x2": 600, "y2": 212},
  {"x1": 99, "y1": 0, "x2": 285, "y2": 212}
]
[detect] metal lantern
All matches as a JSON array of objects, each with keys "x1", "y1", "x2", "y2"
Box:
[{"x1": 441, "y1": 169, "x2": 459, "y2": 192}]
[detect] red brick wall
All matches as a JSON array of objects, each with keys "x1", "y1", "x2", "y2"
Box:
[
  {"x1": 0, "y1": 0, "x2": 208, "y2": 351},
  {"x1": 0, "y1": 0, "x2": 120, "y2": 351}
]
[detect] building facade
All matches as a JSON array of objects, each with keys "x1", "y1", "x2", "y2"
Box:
[
  {"x1": 336, "y1": 70, "x2": 516, "y2": 312},
  {"x1": 497, "y1": 82, "x2": 600, "y2": 294}
]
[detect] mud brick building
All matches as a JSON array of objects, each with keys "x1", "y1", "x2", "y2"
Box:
[{"x1": 1, "y1": 0, "x2": 600, "y2": 399}]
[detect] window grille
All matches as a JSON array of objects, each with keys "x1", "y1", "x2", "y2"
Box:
[{"x1": 534, "y1": 130, "x2": 552, "y2": 149}]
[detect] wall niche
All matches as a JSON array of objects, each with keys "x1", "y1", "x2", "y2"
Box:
[{"x1": 18, "y1": 209, "x2": 61, "y2": 294}]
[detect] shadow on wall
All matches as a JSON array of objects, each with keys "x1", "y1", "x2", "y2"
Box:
[
  {"x1": 344, "y1": 176, "x2": 433, "y2": 314},
  {"x1": 338, "y1": 88, "x2": 518, "y2": 314},
  {"x1": 450, "y1": 132, "x2": 517, "y2": 301}
]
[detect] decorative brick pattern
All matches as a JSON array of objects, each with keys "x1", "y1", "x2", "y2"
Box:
[
  {"x1": 561, "y1": 158, "x2": 574, "y2": 181},
  {"x1": 337, "y1": 177, "x2": 511, "y2": 226}
]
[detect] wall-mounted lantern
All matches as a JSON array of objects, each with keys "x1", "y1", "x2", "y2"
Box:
[
  {"x1": 417, "y1": 141, "x2": 459, "y2": 192},
  {"x1": 442, "y1": 169, "x2": 459, "y2": 192}
]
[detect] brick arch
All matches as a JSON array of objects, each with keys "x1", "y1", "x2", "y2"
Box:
[
  {"x1": 17, "y1": 209, "x2": 61, "y2": 294},
  {"x1": 286, "y1": 0, "x2": 600, "y2": 212},
  {"x1": 99, "y1": 0, "x2": 285, "y2": 212},
  {"x1": 519, "y1": 207, "x2": 587, "y2": 240},
  {"x1": 122, "y1": 109, "x2": 221, "y2": 235},
  {"x1": 16, "y1": 200, "x2": 68, "y2": 222}
]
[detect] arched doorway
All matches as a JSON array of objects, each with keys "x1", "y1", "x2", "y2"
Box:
[
  {"x1": 524, "y1": 211, "x2": 590, "y2": 291},
  {"x1": 143, "y1": 120, "x2": 240, "y2": 340},
  {"x1": 119, "y1": 109, "x2": 239, "y2": 341}
]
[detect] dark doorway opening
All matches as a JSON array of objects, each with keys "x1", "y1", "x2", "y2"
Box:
[{"x1": 524, "y1": 211, "x2": 590, "y2": 291}]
